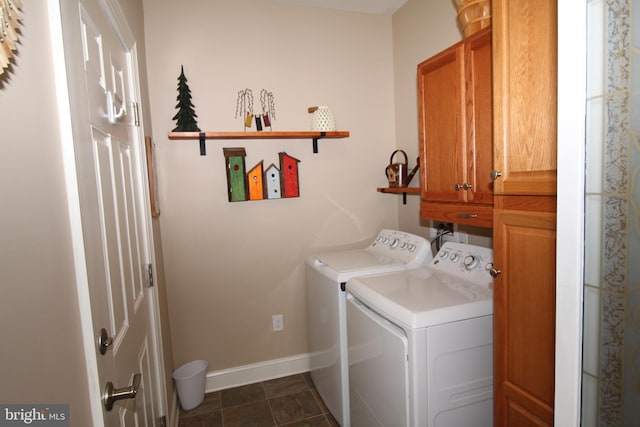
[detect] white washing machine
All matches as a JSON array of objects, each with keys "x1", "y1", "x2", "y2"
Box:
[
  {"x1": 346, "y1": 242, "x2": 494, "y2": 427},
  {"x1": 306, "y1": 230, "x2": 432, "y2": 427}
]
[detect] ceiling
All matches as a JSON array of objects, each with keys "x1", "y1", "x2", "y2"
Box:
[{"x1": 266, "y1": 0, "x2": 409, "y2": 15}]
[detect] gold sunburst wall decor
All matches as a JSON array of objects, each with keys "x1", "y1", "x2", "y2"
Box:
[{"x1": 1, "y1": 0, "x2": 22, "y2": 75}]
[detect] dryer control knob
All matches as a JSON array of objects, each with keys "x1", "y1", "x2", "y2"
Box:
[
  {"x1": 464, "y1": 255, "x2": 478, "y2": 270},
  {"x1": 389, "y1": 238, "x2": 399, "y2": 248},
  {"x1": 450, "y1": 253, "x2": 460, "y2": 262}
]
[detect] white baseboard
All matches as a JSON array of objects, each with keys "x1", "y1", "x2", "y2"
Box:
[{"x1": 205, "y1": 353, "x2": 311, "y2": 392}]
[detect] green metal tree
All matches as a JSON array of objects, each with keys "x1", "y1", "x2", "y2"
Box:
[{"x1": 172, "y1": 66, "x2": 200, "y2": 132}]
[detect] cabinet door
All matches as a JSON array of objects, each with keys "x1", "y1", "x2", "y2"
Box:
[
  {"x1": 418, "y1": 42, "x2": 465, "y2": 203},
  {"x1": 466, "y1": 31, "x2": 493, "y2": 205},
  {"x1": 492, "y1": 0, "x2": 557, "y2": 195},
  {"x1": 493, "y1": 197, "x2": 556, "y2": 426}
]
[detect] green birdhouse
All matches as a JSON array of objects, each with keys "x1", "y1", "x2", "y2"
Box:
[{"x1": 223, "y1": 147, "x2": 248, "y2": 202}]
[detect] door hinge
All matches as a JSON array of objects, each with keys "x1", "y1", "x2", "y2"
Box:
[
  {"x1": 132, "y1": 101, "x2": 140, "y2": 127},
  {"x1": 145, "y1": 263, "x2": 154, "y2": 288}
]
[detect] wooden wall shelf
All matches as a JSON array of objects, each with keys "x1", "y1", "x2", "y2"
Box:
[
  {"x1": 377, "y1": 187, "x2": 420, "y2": 204},
  {"x1": 168, "y1": 131, "x2": 350, "y2": 155}
]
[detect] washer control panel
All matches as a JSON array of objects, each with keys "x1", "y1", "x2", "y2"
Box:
[
  {"x1": 430, "y1": 242, "x2": 493, "y2": 286},
  {"x1": 366, "y1": 229, "x2": 431, "y2": 268}
]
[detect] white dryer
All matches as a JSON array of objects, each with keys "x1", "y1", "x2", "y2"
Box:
[
  {"x1": 306, "y1": 230, "x2": 431, "y2": 427},
  {"x1": 346, "y1": 242, "x2": 494, "y2": 427}
]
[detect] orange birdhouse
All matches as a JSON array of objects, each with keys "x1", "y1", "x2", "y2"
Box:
[{"x1": 247, "y1": 160, "x2": 264, "y2": 200}]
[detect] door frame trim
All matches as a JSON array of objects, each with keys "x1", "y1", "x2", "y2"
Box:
[{"x1": 555, "y1": 0, "x2": 586, "y2": 425}]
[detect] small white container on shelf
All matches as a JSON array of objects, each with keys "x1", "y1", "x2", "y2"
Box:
[{"x1": 309, "y1": 106, "x2": 336, "y2": 131}]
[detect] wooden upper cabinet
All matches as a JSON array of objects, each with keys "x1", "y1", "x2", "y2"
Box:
[
  {"x1": 418, "y1": 28, "x2": 493, "y2": 227},
  {"x1": 492, "y1": 0, "x2": 558, "y2": 195}
]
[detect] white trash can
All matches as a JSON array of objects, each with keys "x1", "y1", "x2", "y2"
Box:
[{"x1": 173, "y1": 360, "x2": 208, "y2": 410}]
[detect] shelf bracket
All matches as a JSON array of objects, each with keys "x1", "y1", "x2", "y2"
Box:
[
  {"x1": 199, "y1": 132, "x2": 206, "y2": 156},
  {"x1": 312, "y1": 132, "x2": 326, "y2": 154},
  {"x1": 402, "y1": 192, "x2": 407, "y2": 204}
]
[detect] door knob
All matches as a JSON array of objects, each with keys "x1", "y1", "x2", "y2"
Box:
[
  {"x1": 103, "y1": 373, "x2": 141, "y2": 411},
  {"x1": 490, "y1": 170, "x2": 502, "y2": 180},
  {"x1": 98, "y1": 328, "x2": 113, "y2": 355}
]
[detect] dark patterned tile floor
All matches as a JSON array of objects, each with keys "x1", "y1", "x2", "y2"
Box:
[{"x1": 178, "y1": 373, "x2": 340, "y2": 427}]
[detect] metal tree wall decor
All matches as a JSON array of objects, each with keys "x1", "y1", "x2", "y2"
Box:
[
  {"x1": 235, "y1": 88, "x2": 254, "y2": 131},
  {"x1": 235, "y1": 88, "x2": 276, "y2": 131},
  {"x1": 172, "y1": 66, "x2": 200, "y2": 132},
  {"x1": 259, "y1": 89, "x2": 276, "y2": 130},
  {"x1": 0, "y1": 0, "x2": 22, "y2": 75}
]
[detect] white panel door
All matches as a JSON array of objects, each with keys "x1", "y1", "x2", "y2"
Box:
[{"x1": 58, "y1": 0, "x2": 162, "y2": 425}]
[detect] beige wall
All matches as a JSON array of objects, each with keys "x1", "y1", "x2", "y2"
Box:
[
  {"x1": 392, "y1": 0, "x2": 461, "y2": 235},
  {"x1": 143, "y1": 0, "x2": 402, "y2": 370},
  {"x1": 0, "y1": 1, "x2": 92, "y2": 423},
  {"x1": 393, "y1": 0, "x2": 493, "y2": 247}
]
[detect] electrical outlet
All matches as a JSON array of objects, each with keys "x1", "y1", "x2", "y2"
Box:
[{"x1": 272, "y1": 314, "x2": 284, "y2": 332}]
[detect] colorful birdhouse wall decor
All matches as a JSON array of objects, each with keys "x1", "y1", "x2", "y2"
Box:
[
  {"x1": 223, "y1": 147, "x2": 248, "y2": 202},
  {"x1": 264, "y1": 164, "x2": 281, "y2": 199},
  {"x1": 279, "y1": 152, "x2": 301, "y2": 198},
  {"x1": 248, "y1": 161, "x2": 265, "y2": 200},
  {"x1": 221, "y1": 149, "x2": 300, "y2": 202}
]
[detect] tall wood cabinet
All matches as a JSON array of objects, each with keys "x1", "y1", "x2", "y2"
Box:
[
  {"x1": 491, "y1": 0, "x2": 558, "y2": 425},
  {"x1": 418, "y1": 28, "x2": 493, "y2": 228},
  {"x1": 493, "y1": 197, "x2": 557, "y2": 426}
]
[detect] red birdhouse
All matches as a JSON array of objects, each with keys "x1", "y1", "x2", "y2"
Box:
[{"x1": 279, "y1": 152, "x2": 301, "y2": 198}]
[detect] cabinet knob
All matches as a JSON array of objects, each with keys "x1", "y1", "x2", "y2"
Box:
[
  {"x1": 489, "y1": 267, "x2": 502, "y2": 278},
  {"x1": 490, "y1": 170, "x2": 503, "y2": 180},
  {"x1": 454, "y1": 183, "x2": 473, "y2": 191}
]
